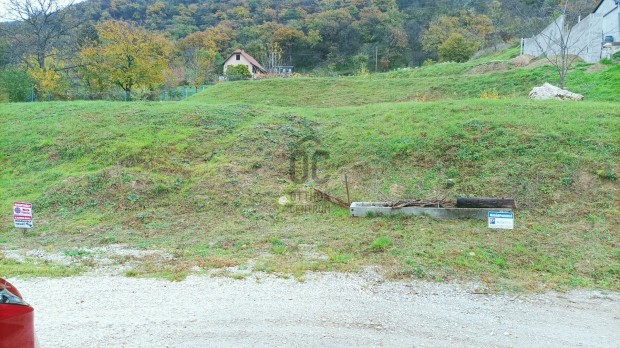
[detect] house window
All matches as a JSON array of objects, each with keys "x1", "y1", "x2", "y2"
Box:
[{"x1": 236, "y1": 54, "x2": 240, "y2": 61}]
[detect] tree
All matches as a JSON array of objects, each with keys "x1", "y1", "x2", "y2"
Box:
[
  {"x1": 527, "y1": 0, "x2": 599, "y2": 88},
  {"x1": 79, "y1": 20, "x2": 172, "y2": 99},
  {"x1": 272, "y1": 26, "x2": 305, "y2": 65},
  {"x1": 225, "y1": 64, "x2": 252, "y2": 80},
  {"x1": 0, "y1": 32, "x2": 12, "y2": 67},
  {"x1": 438, "y1": 33, "x2": 478, "y2": 62},
  {"x1": 25, "y1": 51, "x2": 66, "y2": 97},
  {"x1": 422, "y1": 11, "x2": 493, "y2": 61},
  {"x1": 3, "y1": 0, "x2": 79, "y2": 71},
  {"x1": 177, "y1": 31, "x2": 221, "y2": 86}
]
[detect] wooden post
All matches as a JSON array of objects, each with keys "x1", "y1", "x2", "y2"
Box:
[
  {"x1": 344, "y1": 174, "x2": 350, "y2": 206},
  {"x1": 498, "y1": 231, "x2": 504, "y2": 255}
]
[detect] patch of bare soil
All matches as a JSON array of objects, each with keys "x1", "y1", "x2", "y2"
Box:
[
  {"x1": 586, "y1": 63, "x2": 606, "y2": 73},
  {"x1": 466, "y1": 55, "x2": 536, "y2": 75},
  {"x1": 510, "y1": 55, "x2": 535, "y2": 67},
  {"x1": 467, "y1": 61, "x2": 509, "y2": 74}
]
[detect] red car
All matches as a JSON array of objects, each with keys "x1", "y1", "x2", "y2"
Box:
[{"x1": 0, "y1": 278, "x2": 36, "y2": 348}]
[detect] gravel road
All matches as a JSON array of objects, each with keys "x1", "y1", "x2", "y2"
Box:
[{"x1": 13, "y1": 271, "x2": 620, "y2": 348}]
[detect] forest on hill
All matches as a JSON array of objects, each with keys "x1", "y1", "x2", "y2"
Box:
[{"x1": 0, "y1": 0, "x2": 599, "y2": 101}]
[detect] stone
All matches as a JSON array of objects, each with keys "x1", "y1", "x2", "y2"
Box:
[{"x1": 529, "y1": 83, "x2": 584, "y2": 101}]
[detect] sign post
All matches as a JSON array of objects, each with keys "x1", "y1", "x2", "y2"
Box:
[
  {"x1": 13, "y1": 202, "x2": 33, "y2": 229},
  {"x1": 488, "y1": 211, "x2": 513, "y2": 255},
  {"x1": 488, "y1": 211, "x2": 514, "y2": 230}
]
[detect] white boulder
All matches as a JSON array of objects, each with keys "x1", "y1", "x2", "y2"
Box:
[{"x1": 529, "y1": 83, "x2": 584, "y2": 101}]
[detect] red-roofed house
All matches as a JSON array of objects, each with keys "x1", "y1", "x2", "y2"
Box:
[{"x1": 223, "y1": 49, "x2": 266, "y2": 78}]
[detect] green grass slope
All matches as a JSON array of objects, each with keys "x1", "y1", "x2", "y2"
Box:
[
  {"x1": 1, "y1": 59, "x2": 619, "y2": 290},
  {"x1": 192, "y1": 61, "x2": 620, "y2": 107}
]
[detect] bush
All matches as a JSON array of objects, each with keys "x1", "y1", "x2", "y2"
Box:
[
  {"x1": 438, "y1": 33, "x2": 478, "y2": 63},
  {"x1": 422, "y1": 59, "x2": 436, "y2": 67},
  {"x1": 600, "y1": 58, "x2": 613, "y2": 65},
  {"x1": 0, "y1": 68, "x2": 34, "y2": 102},
  {"x1": 225, "y1": 64, "x2": 252, "y2": 80}
]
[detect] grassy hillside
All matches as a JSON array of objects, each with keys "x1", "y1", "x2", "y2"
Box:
[
  {"x1": 1, "y1": 60, "x2": 619, "y2": 291},
  {"x1": 193, "y1": 60, "x2": 620, "y2": 107}
]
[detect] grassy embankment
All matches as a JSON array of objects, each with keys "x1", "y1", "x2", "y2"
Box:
[{"x1": 1, "y1": 53, "x2": 618, "y2": 291}]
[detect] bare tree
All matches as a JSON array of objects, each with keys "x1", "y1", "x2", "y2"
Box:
[
  {"x1": 2, "y1": 0, "x2": 79, "y2": 70},
  {"x1": 526, "y1": 0, "x2": 599, "y2": 88}
]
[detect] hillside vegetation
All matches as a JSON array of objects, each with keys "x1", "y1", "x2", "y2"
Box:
[
  {"x1": 1, "y1": 57, "x2": 619, "y2": 291},
  {"x1": 1, "y1": 0, "x2": 593, "y2": 102},
  {"x1": 193, "y1": 57, "x2": 620, "y2": 106}
]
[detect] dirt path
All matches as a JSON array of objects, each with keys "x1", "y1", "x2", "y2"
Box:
[{"x1": 14, "y1": 272, "x2": 620, "y2": 347}]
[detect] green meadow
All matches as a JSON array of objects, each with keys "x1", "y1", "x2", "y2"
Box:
[{"x1": 1, "y1": 53, "x2": 619, "y2": 290}]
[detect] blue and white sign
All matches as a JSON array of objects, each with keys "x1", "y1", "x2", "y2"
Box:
[{"x1": 488, "y1": 211, "x2": 514, "y2": 230}]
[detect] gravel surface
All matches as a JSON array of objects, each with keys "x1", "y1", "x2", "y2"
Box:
[{"x1": 13, "y1": 272, "x2": 620, "y2": 348}]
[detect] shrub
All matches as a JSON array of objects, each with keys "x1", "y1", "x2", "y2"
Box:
[
  {"x1": 600, "y1": 58, "x2": 613, "y2": 65},
  {"x1": 0, "y1": 68, "x2": 34, "y2": 102},
  {"x1": 438, "y1": 33, "x2": 478, "y2": 63},
  {"x1": 225, "y1": 64, "x2": 252, "y2": 80},
  {"x1": 480, "y1": 88, "x2": 500, "y2": 99}
]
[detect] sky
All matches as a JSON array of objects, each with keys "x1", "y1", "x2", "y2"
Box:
[{"x1": 0, "y1": 0, "x2": 85, "y2": 22}]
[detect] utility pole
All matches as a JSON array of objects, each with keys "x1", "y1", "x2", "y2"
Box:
[{"x1": 375, "y1": 46, "x2": 378, "y2": 73}]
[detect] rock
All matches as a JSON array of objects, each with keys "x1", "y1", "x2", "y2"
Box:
[{"x1": 529, "y1": 83, "x2": 584, "y2": 101}]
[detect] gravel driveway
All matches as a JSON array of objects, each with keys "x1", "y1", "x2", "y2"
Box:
[{"x1": 14, "y1": 271, "x2": 620, "y2": 348}]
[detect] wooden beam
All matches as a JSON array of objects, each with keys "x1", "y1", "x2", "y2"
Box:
[
  {"x1": 313, "y1": 188, "x2": 350, "y2": 209},
  {"x1": 456, "y1": 197, "x2": 516, "y2": 209}
]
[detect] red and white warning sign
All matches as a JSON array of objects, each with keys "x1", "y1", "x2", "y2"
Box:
[{"x1": 13, "y1": 202, "x2": 33, "y2": 229}]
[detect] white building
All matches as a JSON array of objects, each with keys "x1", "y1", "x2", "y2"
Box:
[
  {"x1": 522, "y1": 0, "x2": 620, "y2": 63},
  {"x1": 223, "y1": 49, "x2": 266, "y2": 78}
]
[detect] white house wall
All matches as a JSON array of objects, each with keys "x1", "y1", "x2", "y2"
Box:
[
  {"x1": 599, "y1": 4, "x2": 620, "y2": 41},
  {"x1": 224, "y1": 55, "x2": 256, "y2": 77}
]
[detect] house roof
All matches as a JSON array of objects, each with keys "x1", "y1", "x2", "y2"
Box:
[{"x1": 225, "y1": 49, "x2": 266, "y2": 73}]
